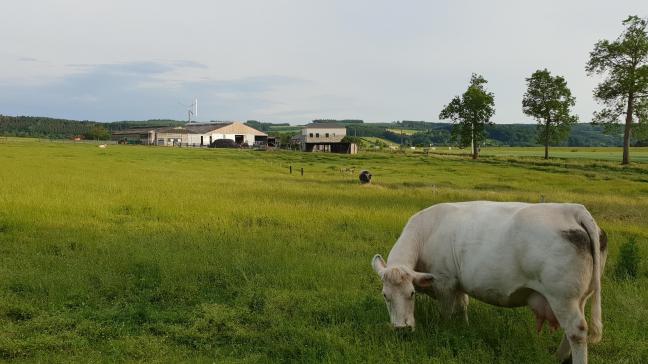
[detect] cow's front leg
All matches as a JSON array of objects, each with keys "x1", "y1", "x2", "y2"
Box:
[
  {"x1": 439, "y1": 293, "x2": 456, "y2": 320},
  {"x1": 455, "y1": 292, "x2": 469, "y2": 324}
]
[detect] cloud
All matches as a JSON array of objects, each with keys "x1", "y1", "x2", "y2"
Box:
[
  {"x1": 0, "y1": 60, "x2": 308, "y2": 121},
  {"x1": 171, "y1": 60, "x2": 209, "y2": 69},
  {"x1": 17, "y1": 57, "x2": 42, "y2": 63}
]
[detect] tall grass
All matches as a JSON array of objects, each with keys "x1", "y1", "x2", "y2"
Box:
[{"x1": 0, "y1": 139, "x2": 646, "y2": 362}]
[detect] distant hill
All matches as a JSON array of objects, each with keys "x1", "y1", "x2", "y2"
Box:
[
  {"x1": 0, "y1": 115, "x2": 183, "y2": 139},
  {"x1": 0, "y1": 115, "x2": 639, "y2": 147},
  {"x1": 346, "y1": 121, "x2": 626, "y2": 147}
]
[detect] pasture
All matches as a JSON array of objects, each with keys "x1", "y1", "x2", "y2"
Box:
[
  {"x1": 386, "y1": 128, "x2": 419, "y2": 135},
  {"x1": 429, "y1": 146, "x2": 648, "y2": 163},
  {"x1": 0, "y1": 139, "x2": 647, "y2": 363}
]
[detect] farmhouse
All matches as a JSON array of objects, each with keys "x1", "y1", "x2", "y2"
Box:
[
  {"x1": 292, "y1": 122, "x2": 357, "y2": 154},
  {"x1": 111, "y1": 122, "x2": 267, "y2": 147}
]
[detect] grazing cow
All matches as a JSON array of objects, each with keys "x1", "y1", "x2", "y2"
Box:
[{"x1": 372, "y1": 201, "x2": 607, "y2": 364}]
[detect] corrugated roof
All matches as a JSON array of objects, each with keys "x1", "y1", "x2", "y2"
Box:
[
  {"x1": 111, "y1": 129, "x2": 154, "y2": 135},
  {"x1": 156, "y1": 123, "x2": 232, "y2": 134},
  {"x1": 302, "y1": 123, "x2": 346, "y2": 129}
]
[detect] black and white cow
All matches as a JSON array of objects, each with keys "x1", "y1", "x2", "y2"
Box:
[{"x1": 372, "y1": 201, "x2": 607, "y2": 364}]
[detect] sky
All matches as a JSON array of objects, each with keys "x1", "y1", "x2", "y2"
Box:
[{"x1": 0, "y1": 0, "x2": 647, "y2": 124}]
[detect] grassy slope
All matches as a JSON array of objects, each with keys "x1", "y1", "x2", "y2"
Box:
[
  {"x1": 360, "y1": 137, "x2": 399, "y2": 147},
  {"x1": 386, "y1": 128, "x2": 418, "y2": 135},
  {"x1": 0, "y1": 140, "x2": 646, "y2": 363}
]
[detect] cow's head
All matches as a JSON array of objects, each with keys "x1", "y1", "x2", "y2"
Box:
[{"x1": 371, "y1": 254, "x2": 434, "y2": 331}]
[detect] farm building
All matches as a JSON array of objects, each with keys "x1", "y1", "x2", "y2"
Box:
[
  {"x1": 111, "y1": 128, "x2": 157, "y2": 145},
  {"x1": 292, "y1": 123, "x2": 357, "y2": 154},
  {"x1": 111, "y1": 122, "x2": 267, "y2": 147}
]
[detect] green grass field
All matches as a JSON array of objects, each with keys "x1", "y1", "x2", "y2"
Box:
[
  {"x1": 386, "y1": 128, "x2": 418, "y2": 136},
  {"x1": 360, "y1": 137, "x2": 399, "y2": 147},
  {"x1": 1, "y1": 139, "x2": 647, "y2": 362},
  {"x1": 427, "y1": 146, "x2": 648, "y2": 163}
]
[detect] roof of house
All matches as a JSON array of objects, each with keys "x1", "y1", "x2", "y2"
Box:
[
  {"x1": 156, "y1": 123, "x2": 233, "y2": 134},
  {"x1": 302, "y1": 123, "x2": 346, "y2": 129},
  {"x1": 111, "y1": 129, "x2": 154, "y2": 136},
  {"x1": 153, "y1": 122, "x2": 267, "y2": 136}
]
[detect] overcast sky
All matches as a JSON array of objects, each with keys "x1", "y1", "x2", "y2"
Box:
[{"x1": 0, "y1": 1, "x2": 646, "y2": 124}]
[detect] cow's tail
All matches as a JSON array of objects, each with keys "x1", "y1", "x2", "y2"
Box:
[{"x1": 578, "y1": 208, "x2": 603, "y2": 343}]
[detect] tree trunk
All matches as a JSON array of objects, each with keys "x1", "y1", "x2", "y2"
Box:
[
  {"x1": 622, "y1": 94, "x2": 634, "y2": 165},
  {"x1": 544, "y1": 119, "x2": 550, "y2": 160},
  {"x1": 472, "y1": 124, "x2": 477, "y2": 159}
]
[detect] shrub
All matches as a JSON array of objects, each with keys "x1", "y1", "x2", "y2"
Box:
[{"x1": 615, "y1": 236, "x2": 641, "y2": 280}]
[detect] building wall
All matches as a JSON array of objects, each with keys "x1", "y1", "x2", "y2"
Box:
[
  {"x1": 153, "y1": 122, "x2": 266, "y2": 147},
  {"x1": 302, "y1": 127, "x2": 346, "y2": 143},
  {"x1": 187, "y1": 133, "x2": 211, "y2": 146},
  {"x1": 155, "y1": 132, "x2": 187, "y2": 146},
  {"x1": 185, "y1": 132, "x2": 258, "y2": 146}
]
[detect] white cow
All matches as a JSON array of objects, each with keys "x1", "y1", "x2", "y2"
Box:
[{"x1": 372, "y1": 201, "x2": 607, "y2": 364}]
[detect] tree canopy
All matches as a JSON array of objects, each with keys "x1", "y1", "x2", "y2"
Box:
[
  {"x1": 523, "y1": 69, "x2": 578, "y2": 159},
  {"x1": 586, "y1": 15, "x2": 648, "y2": 164},
  {"x1": 438, "y1": 74, "x2": 495, "y2": 159}
]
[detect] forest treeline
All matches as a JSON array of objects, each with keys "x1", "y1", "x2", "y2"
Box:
[
  {"x1": 0, "y1": 115, "x2": 183, "y2": 140},
  {"x1": 0, "y1": 114, "x2": 636, "y2": 147},
  {"x1": 345, "y1": 121, "x2": 630, "y2": 147}
]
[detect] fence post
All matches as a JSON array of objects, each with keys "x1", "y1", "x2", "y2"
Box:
[
  {"x1": 290, "y1": 165, "x2": 292, "y2": 174},
  {"x1": 301, "y1": 168, "x2": 304, "y2": 176}
]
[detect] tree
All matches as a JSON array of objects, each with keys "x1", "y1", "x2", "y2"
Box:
[
  {"x1": 439, "y1": 74, "x2": 495, "y2": 159},
  {"x1": 586, "y1": 15, "x2": 648, "y2": 164},
  {"x1": 83, "y1": 125, "x2": 110, "y2": 140},
  {"x1": 522, "y1": 69, "x2": 578, "y2": 159}
]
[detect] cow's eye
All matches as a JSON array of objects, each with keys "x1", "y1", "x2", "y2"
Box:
[
  {"x1": 383, "y1": 293, "x2": 388, "y2": 300},
  {"x1": 410, "y1": 291, "x2": 415, "y2": 298}
]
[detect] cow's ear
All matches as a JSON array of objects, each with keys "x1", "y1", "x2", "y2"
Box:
[
  {"x1": 372, "y1": 254, "x2": 386, "y2": 275},
  {"x1": 413, "y1": 272, "x2": 435, "y2": 288}
]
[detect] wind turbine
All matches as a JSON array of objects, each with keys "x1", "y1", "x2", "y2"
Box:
[{"x1": 181, "y1": 98, "x2": 198, "y2": 123}]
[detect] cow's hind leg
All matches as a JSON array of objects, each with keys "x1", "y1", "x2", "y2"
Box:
[
  {"x1": 548, "y1": 299, "x2": 589, "y2": 364},
  {"x1": 555, "y1": 334, "x2": 571, "y2": 363},
  {"x1": 556, "y1": 292, "x2": 594, "y2": 363}
]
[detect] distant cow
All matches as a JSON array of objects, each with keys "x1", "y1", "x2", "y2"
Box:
[{"x1": 372, "y1": 201, "x2": 607, "y2": 364}]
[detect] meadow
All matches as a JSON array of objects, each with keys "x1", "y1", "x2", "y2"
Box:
[
  {"x1": 428, "y1": 146, "x2": 648, "y2": 163},
  {"x1": 0, "y1": 139, "x2": 647, "y2": 363}
]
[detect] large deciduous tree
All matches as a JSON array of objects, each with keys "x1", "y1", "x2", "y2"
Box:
[
  {"x1": 586, "y1": 15, "x2": 648, "y2": 164},
  {"x1": 522, "y1": 69, "x2": 578, "y2": 159},
  {"x1": 439, "y1": 74, "x2": 495, "y2": 159}
]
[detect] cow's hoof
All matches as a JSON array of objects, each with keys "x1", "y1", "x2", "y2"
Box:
[{"x1": 560, "y1": 355, "x2": 572, "y2": 364}]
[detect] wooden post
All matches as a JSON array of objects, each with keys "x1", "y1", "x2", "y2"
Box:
[
  {"x1": 301, "y1": 168, "x2": 304, "y2": 176},
  {"x1": 290, "y1": 165, "x2": 292, "y2": 174}
]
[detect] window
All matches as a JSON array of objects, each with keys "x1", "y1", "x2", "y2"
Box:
[
  {"x1": 309, "y1": 133, "x2": 313, "y2": 137},
  {"x1": 325, "y1": 133, "x2": 329, "y2": 138},
  {"x1": 316, "y1": 133, "x2": 320, "y2": 138}
]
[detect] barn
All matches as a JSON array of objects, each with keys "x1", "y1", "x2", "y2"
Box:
[{"x1": 111, "y1": 122, "x2": 267, "y2": 147}]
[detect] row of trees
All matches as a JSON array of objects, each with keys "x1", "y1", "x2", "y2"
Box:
[{"x1": 439, "y1": 15, "x2": 648, "y2": 163}]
